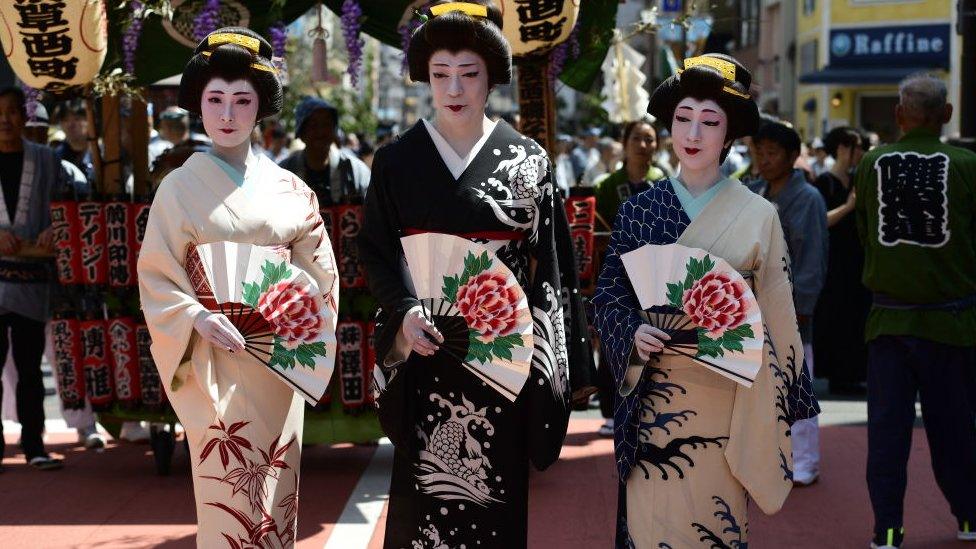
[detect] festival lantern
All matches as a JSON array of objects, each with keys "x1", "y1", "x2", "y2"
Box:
[
  {"x1": 129, "y1": 199, "x2": 151, "y2": 285},
  {"x1": 49, "y1": 197, "x2": 83, "y2": 285},
  {"x1": 337, "y1": 320, "x2": 366, "y2": 409},
  {"x1": 80, "y1": 317, "x2": 114, "y2": 409},
  {"x1": 108, "y1": 316, "x2": 141, "y2": 405},
  {"x1": 78, "y1": 198, "x2": 108, "y2": 285},
  {"x1": 51, "y1": 314, "x2": 86, "y2": 409},
  {"x1": 336, "y1": 204, "x2": 366, "y2": 288},
  {"x1": 136, "y1": 321, "x2": 167, "y2": 408},
  {"x1": 105, "y1": 198, "x2": 138, "y2": 287},
  {"x1": 496, "y1": 0, "x2": 580, "y2": 57},
  {"x1": 0, "y1": 0, "x2": 109, "y2": 91},
  {"x1": 565, "y1": 196, "x2": 596, "y2": 281}
]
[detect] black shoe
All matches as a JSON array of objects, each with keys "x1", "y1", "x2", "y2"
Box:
[
  {"x1": 27, "y1": 455, "x2": 63, "y2": 471},
  {"x1": 870, "y1": 527, "x2": 904, "y2": 548}
]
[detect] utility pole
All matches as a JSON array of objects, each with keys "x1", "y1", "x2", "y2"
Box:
[{"x1": 961, "y1": 0, "x2": 976, "y2": 138}]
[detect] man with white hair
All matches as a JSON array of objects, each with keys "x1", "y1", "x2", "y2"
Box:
[{"x1": 855, "y1": 73, "x2": 976, "y2": 549}]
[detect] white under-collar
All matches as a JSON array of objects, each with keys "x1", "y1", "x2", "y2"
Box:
[{"x1": 423, "y1": 117, "x2": 497, "y2": 179}]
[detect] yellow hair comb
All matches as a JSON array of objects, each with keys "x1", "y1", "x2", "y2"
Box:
[
  {"x1": 430, "y1": 2, "x2": 489, "y2": 19},
  {"x1": 677, "y1": 56, "x2": 751, "y2": 100},
  {"x1": 200, "y1": 51, "x2": 278, "y2": 75},
  {"x1": 207, "y1": 33, "x2": 261, "y2": 55}
]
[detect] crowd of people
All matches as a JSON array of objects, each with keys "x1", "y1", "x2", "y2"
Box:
[{"x1": 0, "y1": 2, "x2": 974, "y2": 548}]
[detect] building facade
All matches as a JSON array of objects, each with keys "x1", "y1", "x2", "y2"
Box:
[{"x1": 795, "y1": 0, "x2": 958, "y2": 143}]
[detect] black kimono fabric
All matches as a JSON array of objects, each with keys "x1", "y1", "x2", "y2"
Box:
[
  {"x1": 811, "y1": 172, "x2": 869, "y2": 387},
  {"x1": 358, "y1": 120, "x2": 580, "y2": 548}
]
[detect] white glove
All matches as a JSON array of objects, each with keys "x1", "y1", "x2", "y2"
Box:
[{"x1": 193, "y1": 311, "x2": 246, "y2": 353}]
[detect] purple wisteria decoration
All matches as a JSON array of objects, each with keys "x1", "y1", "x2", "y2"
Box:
[
  {"x1": 398, "y1": 20, "x2": 421, "y2": 74},
  {"x1": 548, "y1": 22, "x2": 582, "y2": 82},
  {"x1": 340, "y1": 0, "x2": 365, "y2": 87},
  {"x1": 269, "y1": 21, "x2": 287, "y2": 58},
  {"x1": 193, "y1": 0, "x2": 221, "y2": 42},
  {"x1": 123, "y1": 1, "x2": 144, "y2": 74},
  {"x1": 20, "y1": 84, "x2": 38, "y2": 122}
]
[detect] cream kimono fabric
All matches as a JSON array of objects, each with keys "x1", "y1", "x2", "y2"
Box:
[
  {"x1": 595, "y1": 180, "x2": 803, "y2": 548},
  {"x1": 137, "y1": 153, "x2": 338, "y2": 548}
]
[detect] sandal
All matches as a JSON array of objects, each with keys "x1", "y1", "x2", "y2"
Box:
[{"x1": 28, "y1": 455, "x2": 64, "y2": 471}]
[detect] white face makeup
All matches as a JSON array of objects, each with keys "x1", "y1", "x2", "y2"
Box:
[
  {"x1": 200, "y1": 78, "x2": 259, "y2": 149},
  {"x1": 670, "y1": 97, "x2": 730, "y2": 173},
  {"x1": 428, "y1": 50, "x2": 490, "y2": 124}
]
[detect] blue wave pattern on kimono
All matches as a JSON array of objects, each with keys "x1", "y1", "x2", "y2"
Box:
[{"x1": 593, "y1": 179, "x2": 819, "y2": 547}]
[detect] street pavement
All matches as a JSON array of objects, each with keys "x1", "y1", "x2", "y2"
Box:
[{"x1": 1, "y1": 385, "x2": 972, "y2": 548}]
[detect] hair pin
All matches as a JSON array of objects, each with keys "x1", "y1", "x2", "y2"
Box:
[
  {"x1": 200, "y1": 51, "x2": 279, "y2": 75},
  {"x1": 429, "y1": 2, "x2": 488, "y2": 19},
  {"x1": 207, "y1": 32, "x2": 261, "y2": 55}
]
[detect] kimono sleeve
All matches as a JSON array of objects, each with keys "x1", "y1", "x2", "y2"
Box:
[
  {"x1": 592, "y1": 202, "x2": 648, "y2": 397},
  {"x1": 725, "y1": 210, "x2": 802, "y2": 515},
  {"x1": 524, "y1": 162, "x2": 572, "y2": 471},
  {"x1": 357, "y1": 147, "x2": 421, "y2": 367},
  {"x1": 289, "y1": 178, "x2": 339, "y2": 369},
  {"x1": 136, "y1": 175, "x2": 207, "y2": 391}
]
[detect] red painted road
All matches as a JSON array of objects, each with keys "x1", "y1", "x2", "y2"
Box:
[{"x1": 1, "y1": 419, "x2": 970, "y2": 548}]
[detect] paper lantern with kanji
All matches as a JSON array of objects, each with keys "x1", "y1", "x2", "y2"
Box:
[
  {"x1": 0, "y1": 0, "x2": 108, "y2": 91},
  {"x1": 497, "y1": 0, "x2": 580, "y2": 57}
]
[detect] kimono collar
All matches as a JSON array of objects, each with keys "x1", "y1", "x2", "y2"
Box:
[
  {"x1": 671, "y1": 175, "x2": 734, "y2": 221},
  {"x1": 422, "y1": 116, "x2": 497, "y2": 179}
]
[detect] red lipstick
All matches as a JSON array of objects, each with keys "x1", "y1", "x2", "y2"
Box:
[
  {"x1": 684, "y1": 147, "x2": 701, "y2": 155},
  {"x1": 220, "y1": 128, "x2": 235, "y2": 134},
  {"x1": 446, "y1": 105, "x2": 464, "y2": 112}
]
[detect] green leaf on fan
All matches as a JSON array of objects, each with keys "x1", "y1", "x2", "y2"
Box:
[
  {"x1": 459, "y1": 251, "x2": 492, "y2": 286},
  {"x1": 666, "y1": 281, "x2": 684, "y2": 308},
  {"x1": 490, "y1": 333, "x2": 524, "y2": 362},
  {"x1": 293, "y1": 344, "x2": 318, "y2": 368},
  {"x1": 465, "y1": 332, "x2": 494, "y2": 363},
  {"x1": 696, "y1": 329, "x2": 724, "y2": 358},
  {"x1": 718, "y1": 324, "x2": 754, "y2": 354},
  {"x1": 242, "y1": 281, "x2": 261, "y2": 307},
  {"x1": 269, "y1": 341, "x2": 296, "y2": 371},
  {"x1": 442, "y1": 275, "x2": 460, "y2": 303}
]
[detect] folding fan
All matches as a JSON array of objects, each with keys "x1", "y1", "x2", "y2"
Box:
[
  {"x1": 185, "y1": 241, "x2": 335, "y2": 404},
  {"x1": 620, "y1": 243, "x2": 763, "y2": 387},
  {"x1": 400, "y1": 232, "x2": 533, "y2": 402}
]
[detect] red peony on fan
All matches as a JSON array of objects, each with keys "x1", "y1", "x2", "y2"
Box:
[
  {"x1": 621, "y1": 243, "x2": 763, "y2": 386},
  {"x1": 400, "y1": 233, "x2": 533, "y2": 401},
  {"x1": 185, "y1": 241, "x2": 336, "y2": 404}
]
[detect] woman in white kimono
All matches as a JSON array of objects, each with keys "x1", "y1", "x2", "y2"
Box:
[
  {"x1": 593, "y1": 54, "x2": 819, "y2": 548},
  {"x1": 137, "y1": 28, "x2": 338, "y2": 548}
]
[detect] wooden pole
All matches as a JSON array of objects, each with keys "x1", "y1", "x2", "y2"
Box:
[
  {"x1": 129, "y1": 96, "x2": 149, "y2": 198},
  {"x1": 100, "y1": 94, "x2": 123, "y2": 196}
]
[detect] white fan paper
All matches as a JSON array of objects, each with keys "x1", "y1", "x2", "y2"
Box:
[
  {"x1": 401, "y1": 232, "x2": 533, "y2": 401},
  {"x1": 621, "y1": 243, "x2": 763, "y2": 386}
]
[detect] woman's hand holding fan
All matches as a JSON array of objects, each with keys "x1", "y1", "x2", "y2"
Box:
[
  {"x1": 402, "y1": 307, "x2": 444, "y2": 357},
  {"x1": 633, "y1": 324, "x2": 670, "y2": 361},
  {"x1": 193, "y1": 310, "x2": 246, "y2": 353}
]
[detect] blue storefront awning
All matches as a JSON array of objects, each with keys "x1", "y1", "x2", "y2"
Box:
[{"x1": 799, "y1": 65, "x2": 945, "y2": 85}]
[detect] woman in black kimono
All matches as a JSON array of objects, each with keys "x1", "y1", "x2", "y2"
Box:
[
  {"x1": 812, "y1": 126, "x2": 870, "y2": 394},
  {"x1": 357, "y1": 2, "x2": 582, "y2": 547}
]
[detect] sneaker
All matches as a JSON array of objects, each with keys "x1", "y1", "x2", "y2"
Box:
[
  {"x1": 28, "y1": 455, "x2": 63, "y2": 471},
  {"x1": 792, "y1": 471, "x2": 819, "y2": 487},
  {"x1": 119, "y1": 421, "x2": 150, "y2": 443},
  {"x1": 871, "y1": 527, "x2": 904, "y2": 548},
  {"x1": 78, "y1": 426, "x2": 106, "y2": 449},
  {"x1": 959, "y1": 519, "x2": 976, "y2": 541},
  {"x1": 598, "y1": 419, "x2": 614, "y2": 437}
]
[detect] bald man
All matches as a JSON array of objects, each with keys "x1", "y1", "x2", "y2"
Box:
[{"x1": 855, "y1": 73, "x2": 976, "y2": 549}]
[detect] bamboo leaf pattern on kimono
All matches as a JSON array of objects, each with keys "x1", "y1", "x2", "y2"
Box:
[{"x1": 201, "y1": 420, "x2": 253, "y2": 470}]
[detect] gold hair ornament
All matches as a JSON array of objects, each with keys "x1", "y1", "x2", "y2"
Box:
[
  {"x1": 430, "y1": 2, "x2": 488, "y2": 19},
  {"x1": 207, "y1": 33, "x2": 261, "y2": 54},
  {"x1": 200, "y1": 51, "x2": 279, "y2": 74},
  {"x1": 677, "y1": 56, "x2": 751, "y2": 100}
]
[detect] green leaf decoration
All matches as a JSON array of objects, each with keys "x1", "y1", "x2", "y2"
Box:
[
  {"x1": 459, "y1": 251, "x2": 492, "y2": 287},
  {"x1": 666, "y1": 282, "x2": 685, "y2": 309},
  {"x1": 465, "y1": 333, "x2": 494, "y2": 364},
  {"x1": 696, "y1": 329, "x2": 724, "y2": 358},
  {"x1": 442, "y1": 275, "x2": 460, "y2": 303},
  {"x1": 242, "y1": 281, "x2": 261, "y2": 308},
  {"x1": 267, "y1": 338, "x2": 327, "y2": 371},
  {"x1": 489, "y1": 333, "x2": 524, "y2": 361}
]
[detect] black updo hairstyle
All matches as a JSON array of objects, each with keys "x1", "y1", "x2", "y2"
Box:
[
  {"x1": 407, "y1": 1, "x2": 512, "y2": 87},
  {"x1": 178, "y1": 27, "x2": 282, "y2": 120},
  {"x1": 823, "y1": 126, "x2": 861, "y2": 159},
  {"x1": 647, "y1": 53, "x2": 760, "y2": 162}
]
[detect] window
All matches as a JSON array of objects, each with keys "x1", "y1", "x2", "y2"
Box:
[
  {"x1": 739, "y1": 0, "x2": 761, "y2": 48},
  {"x1": 803, "y1": 0, "x2": 816, "y2": 16},
  {"x1": 800, "y1": 39, "x2": 819, "y2": 75}
]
